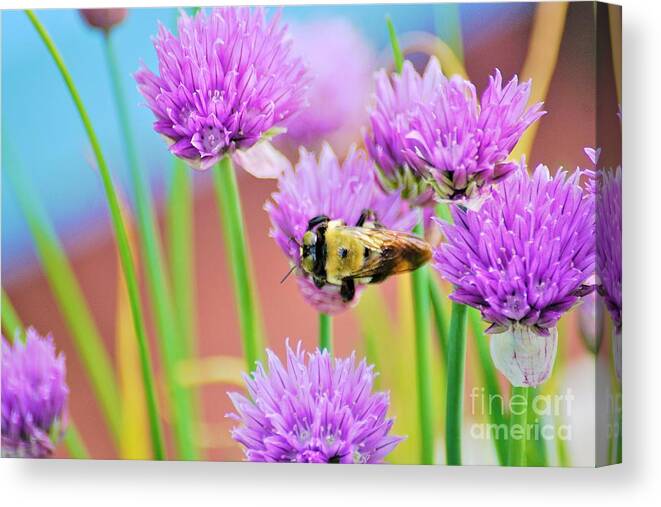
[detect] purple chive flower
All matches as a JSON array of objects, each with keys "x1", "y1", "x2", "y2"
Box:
[
  {"x1": 265, "y1": 144, "x2": 417, "y2": 314},
  {"x1": 2, "y1": 329, "x2": 69, "y2": 458},
  {"x1": 227, "y1": 342, "x2": 403, "y2": 463},
  {"x1": 596, "y1": 166, "x2": 622, "y2": 380},
  {"x1": 365, "y1": 58, "x2": 444, "y2": 207},
  {"x1": 596, "y1": 167, "x2": 622, "y2": 333},
  {"x1": 135, "y1": 7, "x2": 308, "y2": 171},
  {"x1": 434, "y1": 164, "x2": 595, "y2": 386},
  {"x1": 403, "y1": 67, "x2": 545, "y2": 206},
  {"x1": 279, "y1": 19, "x2": 374, "y2": 153}
]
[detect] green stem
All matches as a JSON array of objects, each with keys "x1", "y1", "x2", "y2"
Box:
[
  {"x1": 1, "y1": 289, "x2": 23, "y2": 340},
  {"x1": 168, "y1": 158, "x2": 196, "y2": 357},
  {"x1": 508, "y1": 386, "x2": 530, "y2": 466},
  {"x1": 385, "y1": 28, "x2": 434, "y2": 463},
  {"x1": 167, "y1": 159, "x2": 203, "y2": 457},
  {"x1": 63, "y1": 423, "x2": 90, "y2": 459},
  {"x1": 319, "y1": 313, "x2": 332, "y2": 353},
  {"x1": 411, "y1": 223, "x2": 435, "y2": 465},
  {"x1": 616, "y1": 412, "x2": 622, "y2": 462},
  {"x1": 429, "y1": 278, "x2": 448, "y2": 367},
  {"x1": 386, "y1": 29, "x2": 434, "y2": 463},
  {"x1": 386, "y1": 16, "x2": 404, "y2": 73},
  {"x1": 26, "y1": 10, "x2": 164, "y2": 459},
  {"x1": 4, "y1": 156, "x2": 122, "y2": 447},
  {"x1": 103, "y1": 31, "x2": 197, "y2": 460},
  {"x1": 467, "y1": 308, "x2": 508, "y2": 465},
  {"x1": 525, "y1": 387, "x2": 548, "y2": 466},
  {"x1": 212, "y1": 155, "x2": 264, "y2": 371},
  {"x1": 550, "y1": 338, "x2": 571, "y2": 467},
  {"x1": 445, "y1": 300, "x2": 467, "y2": 465},
  {"x1": 1, "y1": 293, "x2": 26, "y2": 349}
]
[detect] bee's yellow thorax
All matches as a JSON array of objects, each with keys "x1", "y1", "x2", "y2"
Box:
[{"x1": 324, "y1": 226, "x2": 366, "y2": 285}]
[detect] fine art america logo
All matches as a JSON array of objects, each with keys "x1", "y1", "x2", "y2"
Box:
[{"x1": 470, "y1": 387, "x2": 575, "y2": 442}]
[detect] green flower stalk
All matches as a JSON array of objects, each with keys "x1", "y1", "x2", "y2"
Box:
[
  {"x1": 319, "y1": 313, "x2": 333, "y2": 353},
  {"x1": 165, "y1": 4, "x2": 198, "y2": 363},
  {"x1": 1, "y1": 290, "x2": 23, "y2": 340},
  {"x1": 508, "y1": 386, "x2": 530, "y2": 466},
  {"x1": 429, "y1": 277, "x2": 449, "y2": 367},
  {"x1": 4, "y1": 150, "x2": 122, "y2": 450},
  {"x1": 445, "y1": 301, "x2": 468, "y2": 465},
  {"x1": 468, "y1": 308, "x2": 508, "y2": 464},
  {"x1": 25, "y1": 10, "x2": 165, "y2": 459},
  {"x1": 62, "y1": 423, "x2": 90, "y2": 459},
  {"x1": 386, "y1": 18, "x2": 435, "y2": 464},
  {"x1": 102, "y1": 28, "x2": 198, "y2": 460},
  {"x1": 167, "y1": 159, "x2": 197, "y2": 358},
  {"x1": 386, "y1": 16, "x2": 404, "y2": 73},
  {"x1": 411, "y1": 231, "x2": 435, "y2": 465},
  {"x1": 213, "y1": 155, "x2": 265, "y2": 370}
]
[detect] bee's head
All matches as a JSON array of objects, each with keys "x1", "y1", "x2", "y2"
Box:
[{"x1": 300, "y1": 230, "x2": 317, "y2": 275}]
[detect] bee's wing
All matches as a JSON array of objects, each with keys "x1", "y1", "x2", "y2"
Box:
[{"x1": 342, "y1": 227, "x2": 432, "y2": 279}]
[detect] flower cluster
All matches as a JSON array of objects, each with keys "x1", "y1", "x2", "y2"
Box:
[
  {"x1": 434, "y1": 164, "x2": 595, "y2": 386},
  {"x1": 407, "y1": 70, "x2": 544, "y2": 205},
  {"x1": 366, "y1": 57, "x2": 545, "y2": 207},
  {"x1": 228, "y1": 342, "x2": 403, "y2": 463},
  {"x1": 135, "y1": 7, "x2": 308, "y2": 170},
  {"x1": 265, "y1": 144, "x2": 417, "y2": 314},
  {"x1": 365, "y1": 58, "x2": 444, "y2": 206},
  {"x1": 2, "y1": 329, "x2": 69, "y2": 458}
]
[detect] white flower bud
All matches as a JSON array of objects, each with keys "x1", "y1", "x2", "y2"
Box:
[{"x1": 490, "y1": 325, "x2": 558, "y2": 387}]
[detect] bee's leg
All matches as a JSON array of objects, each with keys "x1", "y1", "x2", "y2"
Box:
[
  {"x1": 356, "y1": 209, "x2": 372, "y2": 227},
  {"x1": 307, "y1": 215, "x2": 330, "y2": 231},
  {"x1": 313, "y1": 276, "x2": 325, "y2": 289},
  {"x1": 340, "y1": 278, "x2": 355, "y2": 302},
  {"x1": 356, "y1": 209, "x2": 384, "y2": 229}
]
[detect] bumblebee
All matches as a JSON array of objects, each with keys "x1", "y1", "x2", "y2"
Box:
[{"x1": 298, "y1": 209, "x2": 432, "y2": 302}]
